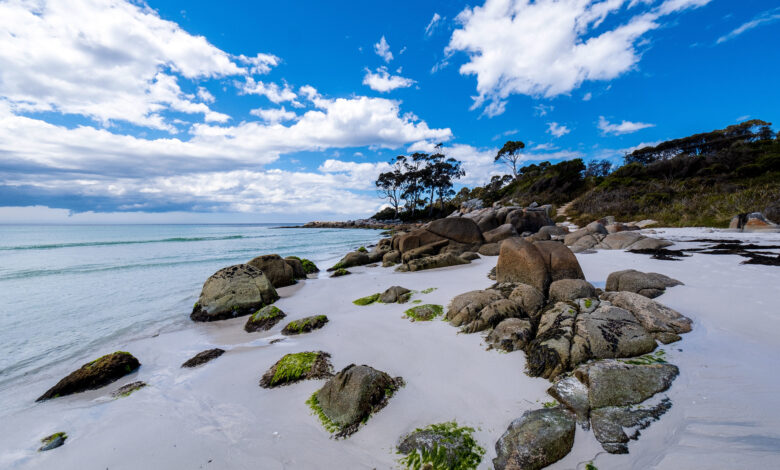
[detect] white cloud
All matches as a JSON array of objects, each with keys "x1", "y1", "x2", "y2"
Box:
[
  {"x1": 598, "y1": 116, "x2": 655, "y2": 135},
  {"x1": 547, "y1": 122, "x2": 571, "y2": 138},
  {"x1": 532, "y1": 143, "x2": 558, "y2": 151},
  {"x1": 717, "y1": 7, "x2": 780, "y2": 44},
  {"x1": 0, "y1": 0, "x2": 251, "y2": 129},
  {"x1": 249, "y1": 106, "x2": 297, "y2": 124},
  {"x1": 425, "y1": 13, "x2": 444, "y2": 36},
  {"x1": 362, "y1": 67, "x2": 416, "y2": 92},
  {"x1": 534, "y1": 104, "x2": 554, "y2": 116},
  {"x1": 583, "y1": 92, "x2": 593, "y2": 101},
  {"x1": 374, "y1": 36, "x2": 393, "y2": 63},
  {"x1": 197, "y1": 87, "x2": 215, "y2": 103},
  {"x1": 240, "y1": 78, "x2": 301, "y2": 105},
  {"x1": 446, "y1": 0, "x2": 712, "y2": 116},
  {"x1": 235, "y1": 53, "x2": 280, "y2": 74}
]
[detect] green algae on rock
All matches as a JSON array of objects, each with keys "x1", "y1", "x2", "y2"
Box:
[
  {"x1": 37, "y1": 351, "x2": 140, "y2": 401},
  {"x1": 353, "y1": 293, "x2": 381, "y2": 306},
  {"x1": 39, "y1": 432, "x2": 67, "y2": 451},
  {"x1": 244, "y1": 305, "x2": 286, "y2": 332},
  {"x1": 404, "y1": 304, "x2": 444, "y2": 321},
  {"x1": 281, "y1": 315, "x2": 329, "y2": 335},
  {"x1": 259, "y1": 351, "x2": 333, "y2": 388},
  {"x1": 397, "y1": 421, "x2": 485, "y2": 470}
]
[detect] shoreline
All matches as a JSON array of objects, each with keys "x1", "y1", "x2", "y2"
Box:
[{"x1": 2, "y1": 227, "x2": 779, "y2": 469}]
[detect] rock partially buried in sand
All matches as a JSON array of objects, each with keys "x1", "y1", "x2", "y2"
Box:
[
  {"x1": 446, "y1": 290, "x2": 504, "y2": 327},
  {"x1": 331, "y1": 268, "x2": 351, "y2": 277},
  {"x1": 496, "y1": 239, "x2": 584, "y2": 294},
  {"x1": 308, "y1": 364, "x2": 404, "y2": 438},
  {"x1": 591, "y1": 399, "x2": 673, "y2": 454},
  {"x1": 397, "y1": 422, "x2": 486, "y2": 470},
  {"x1": 259, "y1": 351, "x2": 333, "y2": 388},
  {"x1": 244, "y1": 305, "x2": 286, "y2": 332},
  {"x1": 37, "y1": 351, "x2": 141, "y2": 401},
  {"x1": 406, "y1": 252, "x2": 470, "y2": 272},
  {"x1": 38, "y1": 432, "x2": 67, "y2": 451},
  {"x1": 281, "y1": 315, "x2": 329, "y2": 335},
  {"x1": 605, "y1": 269, "x2": 682, "y2": 299},
  {"x1": 191, "y1": 264, "x2": 279, "y2": 322},
  {"x1": 111, "y1": 381, "x2": 146, "y2": 398},
  {"x1": 493, "y1": 408, "x2": 576, "y2": 470},
  {"x1": 379, "y1": 286, "x2": 412, "y2": 303},
  {"x1": 404, "y1": 304, "x2": 444, "y2": 321},
  {"x1": 181, "y1": 348, "x2": 225, "y2": 368},
  {"x1": 600, "y1": 291, "x2": 692, "y2": 337},
  {"x1": 486, "y1": 318, "x2": 533, "y2": 352},
  {"x1": 575, "y1": 359, "x2": 679, "y2": 409}
]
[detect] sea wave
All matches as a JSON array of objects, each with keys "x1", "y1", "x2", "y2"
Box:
[{"x1": 0, "y1": 235, "x2": 249, "y2": 251}]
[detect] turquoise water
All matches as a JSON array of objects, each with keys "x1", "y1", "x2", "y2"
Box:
[{"x1": 0, "y1": 224, "x2": 381, "y2": 393}]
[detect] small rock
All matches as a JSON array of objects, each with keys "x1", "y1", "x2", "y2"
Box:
[
  {"x1": 111, "y1": 381, "x2": 146, "y2": 398},
  {"x1": 244, "y1": 305, "x2": 286, "y2": 332},
  {"x1": 37, "y1": 352, "x2": 141, "y2": 401},
  {"x1": 486, "y1": 318, "x2": 533, "y2": 352},
  {"x1": 281, "y1": 315, "x2": 329, "y2": 335},
  {"x1": 379, "y1": 286, "x2": 412, "y2": 303},
  {"x1": 493, "y1": 408, "x2": 576, "y2": 470},
  {"x1": 38, "y1": 432, "x2": 67, "y2": 452},
  {"x1": 181, "y1": 348, "x2": 225, "y2": 368},
  {"x1": 259, "y1": 351, "x2": 333, "y2": 388},
  {"x1": 548, "y1": 279, "x2": 596, "y2": 303},
  {"x1": 591, "y1": 399, "x2": 673, "y2": 454}
]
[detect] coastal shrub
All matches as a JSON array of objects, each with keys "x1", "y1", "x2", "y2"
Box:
[
  {"x1": 270, "y1": 352, "x2": 319, "y2": 387},
  {"x1": 397, "y1": 422, "x2": 485, "y2": 470},
  {"x1": 353, "y1": 293, "x2": 381, "y2": 306},
  {"x1": 404, "y1": 304, "x2": 444, "y2": 321}
]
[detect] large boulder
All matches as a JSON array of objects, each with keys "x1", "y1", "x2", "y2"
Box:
[
  {"x1": 478, "y1": 242, "x2": 502, "y2": 256},
  {"x1": 398, "y1": 229, "x2": 447, "y2": 253},
  {"x1": 331, "y1": 251, "x2": 370, "y2": 270},
  {"x1": 191, "y1": 264, "x2": 279, "y2": 322},
  {"x1": 548, "y1": 279, "x2": 596, "y2": 303},
  {"x1": 600, "y1": 291, "x2": 693, "y2": 337},
  {"x1": 313, "y1": 364, "x2": 404, "y2": 437},
  {"x1": 37, "y1": 352, "x2": 140, "y2": 401},
  {"x1": 605, "y1": 269, "x2": 682, "y2": 298},
  {"x1": 508, "y1": 284, "x2": 545, "y2": 319},
  {"x1": 426, "y1": 217, "x2": 485, "y2": 244},
  {"x1": 496, "y1": 238, "x2": 551, "y2": 293},
  {"x1": 248, "y1": 254, "x2": 296, "y2": 288},
  {"x1": 575, "y1": 360, "x2": 679, "y2": 408},
  {"x1": 538, "y1": 225, "x2": 568, "y2": 238},
  {"x1": 506, "y1": 209, "x2": 555, "y2": 234},
  {"x1": 484, "y1": 224, "x2": 518, "y2": 243},
  {"x1": 406, "y1": 253, "x2": 469, "y2": 272},
  {"x1": 283, "y1": 257, "x2": 307, "y2": 279},
  {"x1": 476, "y1": 212, "x2": 500, "y2": 233},
  {"x1": 486, "y1": 318, "x2": 533, "y2": 352},
  {"x1": 401, "y1": 240, "x2": 449, "y2": 263},
  {"x1": 496, "y1": 239, "x2": 584, "y2": 294},
  {"x1": 493, "y1": 408, "x2": 576, "y2": 470},
  {"x1": 598, "y1": 232, "x2": 644, "y2": 250},
  {"x1": 447, "y1": 289, "x2": 504, "y2": 327}
]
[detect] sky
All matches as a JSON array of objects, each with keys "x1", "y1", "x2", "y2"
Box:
[{"x1": 0, "y1": 0, "x2": 778, "y2": 223}]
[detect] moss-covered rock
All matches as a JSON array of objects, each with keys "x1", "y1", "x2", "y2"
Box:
[
  {"x1": 281, "y1": 315, "x2": 329, "y2": 335},
  {"x1": 397, "y1": 421, "x2": 485, "y2": 470},
  {"x1": 260, "y1": 351, "x2": 333, "y2": 388},
  {"x1": 353, "y1": 293, "x2": 381, "y2": 306},
  {"x1": 38, "y1": 432, "x2": 67, "y2": 451},
  {"x1": 111, "y1": 381, "x2": 146, "y2": 398},
  {"x1": 244, "y1": 305, "x2": 286, "y2": 332},
  {"x1": 331, "y1": 268, "x2": 351, "y2": 277},
  {"x1": 404, "y1": 304, "x2": 444, "y2": 321},
  {"x1": 380, "y1": 286, "x2": 412, "y2": 303},
  {"x1": 309, "y1": 364, "x2": 404, "y2": 438},
  {"x1": 181, "y1": 348, "x2": 225, "y2": 368},
  {"x1": 37, "y1": 351, "x2": 140, "y2": 401}
]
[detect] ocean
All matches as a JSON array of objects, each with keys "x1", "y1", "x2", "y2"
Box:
[{"x1": 0, "y1": 224, "x2": 382, "y2": 402}]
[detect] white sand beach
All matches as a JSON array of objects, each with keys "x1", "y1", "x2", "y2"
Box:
[{"x1": 3, "y1": 228, "x2": 780, "y2": 469}]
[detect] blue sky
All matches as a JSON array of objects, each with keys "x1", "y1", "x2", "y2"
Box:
[{"x1": 0, "y1": 0, "x2": 778, "y2": 223}]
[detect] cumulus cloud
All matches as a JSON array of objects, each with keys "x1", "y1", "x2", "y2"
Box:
[
  {"x1": 240, "y1": 78, "x2": 301, "y2": 105},
  {"x1": 374, "y1": 36, "x2": 394, "y2": 62},
  {"x1": 249, "y1": 106, "x2": 298, "y2": 124},
  {"x1": 0, "y1": 0, "x2": 253, "y2": 129},
  {"x1": 716, "y1": 7, "x2": 780, "y2": 44},
  {"x1": 362, "y1": 67, "x2": 416, "y2": 92},
  {"x1": 598, "y1": 116, "x2": 655, "y2": 135},
  {"x1": 547, "y1": 122, "x2": 571, "y2": 138},
  {"x1": 235, "y1": 53, "x2": 280, "y2": 74},
  {"x1": 425, "y1": 13, "x2": 444, "y2": 36},
  {"x1": 446, "y1": 0, "x2": 712, "y2": 116}
]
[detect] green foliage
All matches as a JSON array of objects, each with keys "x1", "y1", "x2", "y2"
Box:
[
  {"x1": 306, "y1": 391, "x2": 341, "y2": 434},
  {"x1": 398, "y1": 422, "x2": 485, "y2": 470},
  {"x1": 412, "y1": 299, "x2": 422, "y2": 304},
  {"x1": 88, "y1": 351, "x2": 131, "y2": 368},
  {"x1": 353, "y1": 293, "x2": 381, "y2": 306},
  {"x1": 404, "y1": 304, "x2": 444, "y2": 321},
  {"x1": 584, "y1": 298, "x2": 593, "y2": 308},
  {"x1": 620, "y1": 349, "x2": 666, "y2": 365},
  {"x1": 271, "y1": 352, "x2": 319, "y2": 386}
]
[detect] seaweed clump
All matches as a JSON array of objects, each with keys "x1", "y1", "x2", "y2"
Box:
[{"x1": 397, "y1": 421, "x2": 485, "y2": 470}]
